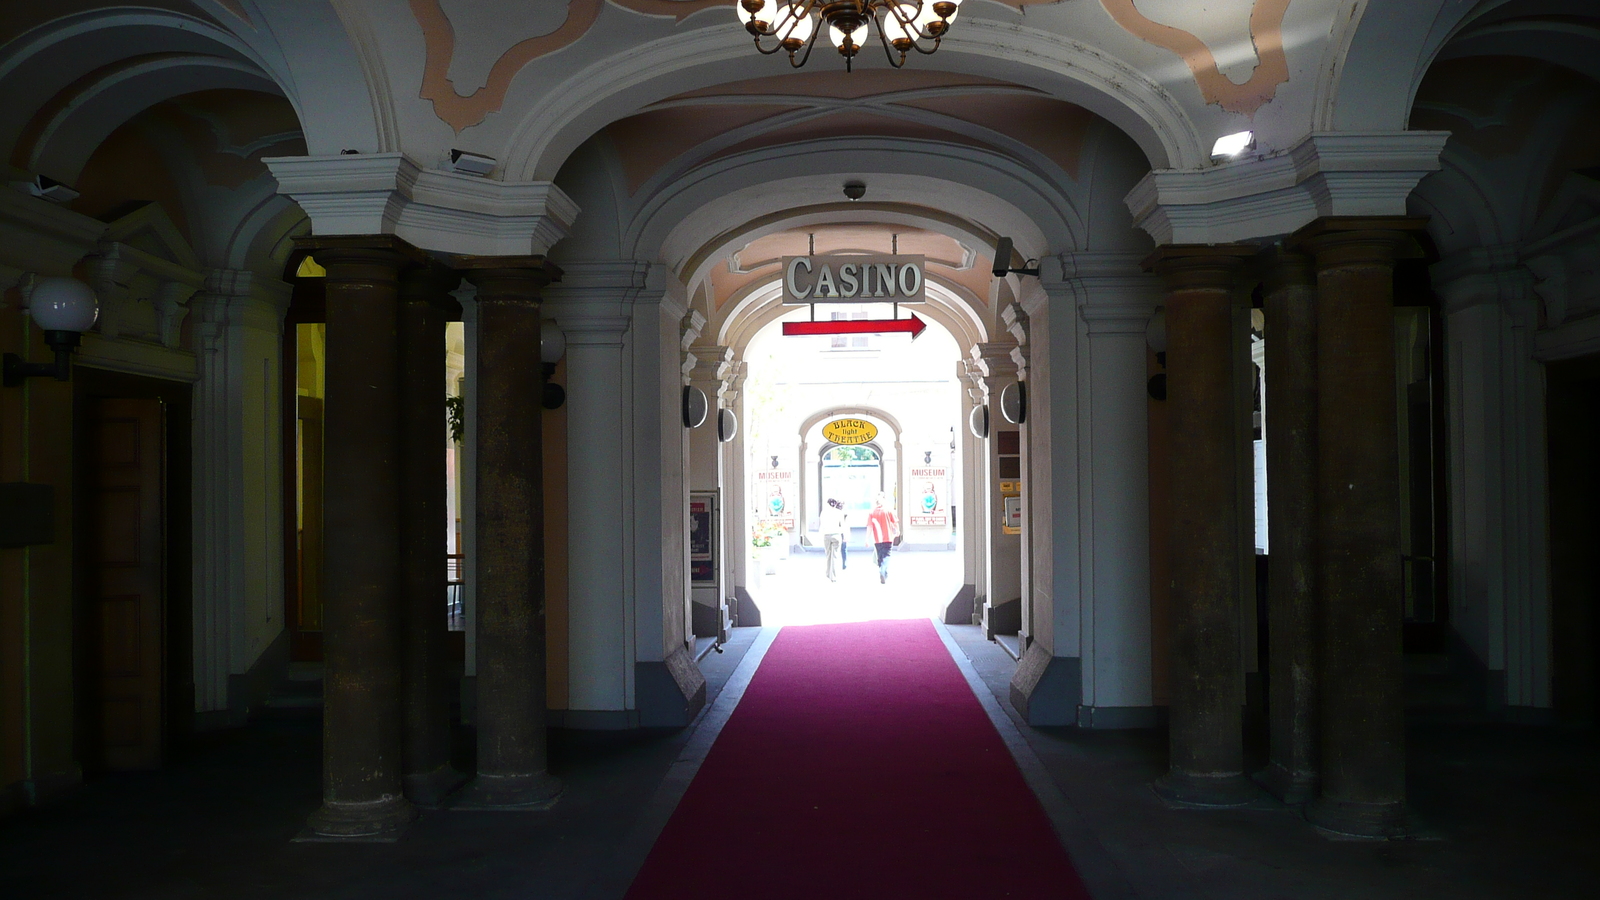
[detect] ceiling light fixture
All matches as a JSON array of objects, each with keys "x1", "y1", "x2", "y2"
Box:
[
  {"x1": 1210, "y1": 131, "x2": 1256, "y2": 160},
  {"x1": 737, "y1": 0, "x2": 963, "y2": 71}
]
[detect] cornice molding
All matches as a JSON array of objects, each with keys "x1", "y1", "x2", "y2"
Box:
[
  {"x1": 1126, "y1": 132, "x2": 1450, "y2": 245},
  {"x1": 264, "y1": 153, "x2": 580, "y2": 257}
]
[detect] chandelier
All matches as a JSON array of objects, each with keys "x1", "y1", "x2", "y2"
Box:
[{"x1": 737, "y1": 1, "x2": 963, "y2": 71}]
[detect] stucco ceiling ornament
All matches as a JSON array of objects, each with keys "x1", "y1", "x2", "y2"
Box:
[{"x1": 736, "y1": 0, "x2": 964, "y2": 71}]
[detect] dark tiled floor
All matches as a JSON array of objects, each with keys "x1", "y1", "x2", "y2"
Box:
[
  {"x1": 5, "y1": 624, "x2": 1598, "y2": 899},
  {"x1": 945, "y1": 624, "x2": 1600, "y2": 900}
]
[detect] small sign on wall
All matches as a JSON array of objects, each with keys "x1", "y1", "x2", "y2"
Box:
[
  {"x1": 907, "y1": 465, "x2": 948, "y2": 527},
  {"x1": 690, "y1": 491, "x2": 718, "y2": 586}
]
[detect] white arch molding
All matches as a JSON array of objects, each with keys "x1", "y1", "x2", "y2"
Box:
[{"x1": 503, "y1": 19, "x2": 1203, "y2": 181}]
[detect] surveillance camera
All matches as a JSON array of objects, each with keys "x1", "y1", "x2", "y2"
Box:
[
  {"x1": 843, "y1": 180, "x2": 866, "y2": 201},
  {"x1": 449, "y1": 149, "x2": 496, "y2": 177},
  {"x1": 992, "y1": 236, "x2": 1014, "y2": 278}
]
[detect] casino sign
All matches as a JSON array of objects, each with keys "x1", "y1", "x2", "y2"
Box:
[{"x1": 783, "y1": 255, "x2": 926, "y2": 304}]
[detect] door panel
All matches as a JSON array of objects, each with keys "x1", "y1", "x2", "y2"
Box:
[{"x1": 90, "y1": 398, "x2": 165, "y2": 770}]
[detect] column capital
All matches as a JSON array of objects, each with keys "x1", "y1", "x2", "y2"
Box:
[
  {"x1": 265, "y1": 153, "x2": 580, "y2": 257},
  {"x1": 458, "y1": 255, "x2": 562, "y2": 305},
  {"x1": 1142, "y1": 244, "x2": 1257, "y2": 292},
  {"x1": 1431, "y1": 246, "x2": 1535, "y2": 317},
  {"x1": 1258, "y1": 246, "x2": 1317, "y2": 295},
  {"x1": 295, "y1": 234, "x2": 429, "y2": 290},
  {"x1": 194, "y1": 269, "x2": 293, "y2": 334},
  {"x1": 1285, "y1": 216, "x2": 1428, "y2": 268},
  {"x1": 398, "y1": 260, "x2": 464, "y2": 318}
]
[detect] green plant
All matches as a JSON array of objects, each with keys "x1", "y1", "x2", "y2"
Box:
[{"x1": 446, "y1": 394, "x2": 464, "y2": 444}]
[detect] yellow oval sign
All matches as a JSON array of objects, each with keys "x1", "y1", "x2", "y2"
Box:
[{"x1": 823, "y1": 418, "x2": 879, "y2": 445}]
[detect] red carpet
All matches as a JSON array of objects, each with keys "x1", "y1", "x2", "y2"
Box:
[{"x1": 626, "y1": 619, "x2": 1090, "y2": 899}]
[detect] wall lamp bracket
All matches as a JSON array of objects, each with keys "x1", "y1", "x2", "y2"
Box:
[{"x1": 3, "y1": 331, "x2": 82, "y2": 388}]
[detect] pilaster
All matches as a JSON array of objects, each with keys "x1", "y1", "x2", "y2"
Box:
[
  {"x1": 1074, "y1": 253, "x2": 1161, "y2": 727},
  {"x1": 190, "y1": 270, "x2": 291, "y2": 720},
  {"x1": 1434, "y1": 248, "x2": 1551, "y2": 711}
]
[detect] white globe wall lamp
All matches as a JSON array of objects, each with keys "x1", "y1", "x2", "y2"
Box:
[{"x1": 4, "y1": 277, "x2": 99, "y2": 388}]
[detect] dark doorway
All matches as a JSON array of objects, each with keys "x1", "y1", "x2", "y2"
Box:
[
  {"x1": 73, "y1": 368, "x2": 192, "y2": 772},
  {"x1": 1547, "y1": 356, "x2": 1600, "y2": 725}
]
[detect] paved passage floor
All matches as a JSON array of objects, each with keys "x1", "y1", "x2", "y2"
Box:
[{"x1": 1, "y1": 622, "x2": 1596, "y2": 898}]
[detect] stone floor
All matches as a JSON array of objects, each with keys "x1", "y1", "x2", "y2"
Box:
[{"x1": 2, "y1": 623, "x2": 1596, "y2": 899}]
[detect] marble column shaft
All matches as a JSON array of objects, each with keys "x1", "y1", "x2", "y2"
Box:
[
  {"x1": 303, "y1": 238, "x2": 418, "y2": 837},
  {"x1": 455, "y1": 257, "x2": 563, "y2": 809},
  {"x1": 1147, "y1": 245, "x2": 1257, "y2": 806},
  {"x1": 1290, "y1": 217, "x2": 1423, "y2": 836},
  {"x1": 1258, "y1": 249, "x2": 1320, "y2": 804},
  {"x1": 397, "y1": 264, "x2": 465, "y2": 805}
]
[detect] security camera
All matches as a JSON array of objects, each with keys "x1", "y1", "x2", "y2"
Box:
[
  {"x1": 449, "y1": 149, "x2": 496, "y2": 177},
  {"x1": 843, "y1": 180, "x2": 866, "y2": 201},
  {"x1": 992, "y1": 236, "x2": 1040, "y2": 279}
]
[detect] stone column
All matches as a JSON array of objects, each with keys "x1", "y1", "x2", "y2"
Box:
[
  {"x1": 454, "y1": 257, "x2": 563, "y2": 809},
  {"x1": 301, "y1": 237, "x2": 419, "y2": 838},
  {"x1": 1289, "y1": 217, "x2": 1423, "y2": 836},
  {"x1": 1256, "y1": 249, "x2": 1320, "y2": 804},
  {"x1": 1146, "y1": 244, "x2": 1257, "y2": 806},
  {"x1": 397, "y1": 263, "x2": 465, "y2": 805}
]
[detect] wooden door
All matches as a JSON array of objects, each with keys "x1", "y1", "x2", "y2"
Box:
[{"x1": 90, "y1": 398, "x2": 165, "y2": 770}]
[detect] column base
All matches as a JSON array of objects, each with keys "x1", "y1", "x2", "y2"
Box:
[
  {"x1": 451, "y1": 771, "x2": 563, "y2": 810},
  {"x1": 1305, "y1": 795, "x2": 1409, "y2": 837},
  {"x1": 1253, "y1": 761, "x2": 1318, "y2": 805},
  {"x1": 1153, "y1": 771, "x2": 1259, "y2": 807},
  {"x1": 404, "y1": 764, "x2": 469, "y2": 808},
  {"x1": 302, "y1": 795, "x2": 416, "y2": 839}
]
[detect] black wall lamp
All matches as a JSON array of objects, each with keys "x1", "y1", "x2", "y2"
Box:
[{"x1": 3, "y1": 277, "x2": 98, "y2": 388}]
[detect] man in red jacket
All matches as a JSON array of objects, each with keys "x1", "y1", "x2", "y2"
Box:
[{"x1": 866, "y1": 493, "x2": 899, "y2": 584}]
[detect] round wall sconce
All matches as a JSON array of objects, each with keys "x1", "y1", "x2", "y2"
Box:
[
  {"x1": 717, "y1": 408, "x2": 738, "y2": 442},
  {"x1": 4, "y1": 276, "x2": 99, "y2": 388},
  {"x1": 969, "y1": 403, "x2": 990, "y2": 439},
  {"x1": 999, "y1": 380, "x2": 1027, "y2": 425},
  {"x1": 682, "y1": 385, "x2": 709, "y2": 428}
]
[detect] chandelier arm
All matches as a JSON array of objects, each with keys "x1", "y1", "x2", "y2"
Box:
[
  {"x1": 908, "y1": 33, "x2": 944, "y2": 55},
  {"x1": 753, "y1": 35, "x2": 787, "y2": 56},
  {"x1": 789, "y1": 21, "x2": 822, "y2": 68},
  {"x1": 874, "y1": 13, "x2": 910, "y2": 68}
]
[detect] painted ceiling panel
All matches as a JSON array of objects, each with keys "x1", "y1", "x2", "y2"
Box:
[
  {"x1": 894, "y1": 94, "x2": 1100, "y2": 179},
  {"x1": 604, "y1": 103, "x2": 807, "y2": 195}
]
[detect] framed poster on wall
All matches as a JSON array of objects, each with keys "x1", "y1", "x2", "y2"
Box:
[{"x1": 690, "y1": 490, "x2": 718, "y2": 586}]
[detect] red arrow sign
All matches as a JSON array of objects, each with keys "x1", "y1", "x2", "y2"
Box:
[{"x1": 783, "y1": 313, "x2": 927, "y2": 340}]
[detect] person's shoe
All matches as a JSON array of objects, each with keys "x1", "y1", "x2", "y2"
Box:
[{"x1": 879, "y1": 573, "x2": 886, "y2": 584}]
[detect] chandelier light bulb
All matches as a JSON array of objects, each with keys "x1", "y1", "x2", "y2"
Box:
[
  {"x1": 828, "y1": 22, "x2": 854, "y2": 50},
  {"x1": 779, "y1": 7, "x2": 815, "y2": 45},
  {"x1": 885, "y1": 4, "x2": 920, "y2": 46}
]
